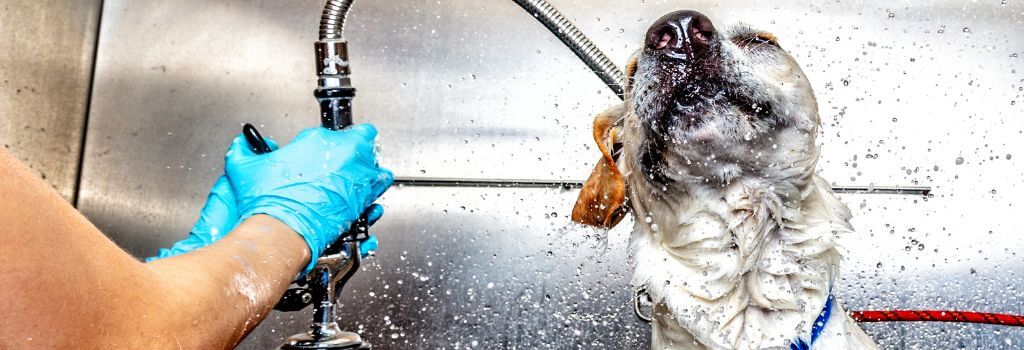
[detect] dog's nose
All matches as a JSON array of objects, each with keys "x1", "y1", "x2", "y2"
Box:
[{"x1": 645, "y1": 10, "x2": 717, "y2": 59}]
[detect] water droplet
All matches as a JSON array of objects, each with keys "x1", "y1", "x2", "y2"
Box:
[
  {"x1": 887, "y1": 12, "x2": 895, "y2": 18},
  {"x1": 955, "y1": 156, "x2": 964, "y2": 165},
  {"x1": 962, "y1": 27, "x2": 972, "y2": 34}
]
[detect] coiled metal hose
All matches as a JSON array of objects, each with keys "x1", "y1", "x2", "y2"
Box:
[
  {"x1": 321, "y1": 0, "x2": 625, "y2": 98},
  {"x1": 320, "y1": 0, "x2": 356, "y2": 40},
  {"x1": 512, "y1": 0, "x2": 626, "y2": 100}
]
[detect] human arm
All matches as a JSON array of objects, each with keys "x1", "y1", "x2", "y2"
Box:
[
  {"x1": 0, "y1": 123, "x2": 393, "y2": 349},
  {"x1": 0, "y1": 148, "x2": 306, "y2": 349}
]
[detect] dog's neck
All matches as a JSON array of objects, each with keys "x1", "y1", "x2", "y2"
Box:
[{"x1": 621, "y1": 129, "x2": 852, "y2": 349}]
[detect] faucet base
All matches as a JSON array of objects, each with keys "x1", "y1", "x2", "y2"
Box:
[{"x1": 280, "y1": 322, "x2": 371, "y2": 350}]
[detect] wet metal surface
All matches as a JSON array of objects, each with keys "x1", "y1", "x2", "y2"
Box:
[
  {"x1": 0, "y1": 0, "x2": 102, "y2": 200},
  {"x1": 76, "y1": 0, "x2": 1024, "y2": 348}
]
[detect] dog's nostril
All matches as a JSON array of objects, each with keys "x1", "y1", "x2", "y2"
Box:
[
  {"x1": 646, "y1": 10, "x2": 717, "y2": 57},
  {"x1": 651, "y1": 29, "x2": 675, "y2": 50},
  {"x1": 687, "y1": 13, "x2": 716, "y2": 43},
  {"x1": 691, "y1": 23, "x2": 709, "y2": 42}
]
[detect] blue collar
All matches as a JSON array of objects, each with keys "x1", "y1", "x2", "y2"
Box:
[{"x1": 790, "y1": 294, "x2": 834, "y2": 350}]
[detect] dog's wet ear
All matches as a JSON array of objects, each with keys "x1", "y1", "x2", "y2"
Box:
[
  {"x1": 572, "y1": 104, "x2": 628, "y2": 228},
  {"x1": 624, "y1": 52, "x2": 639, "y2": 93}
]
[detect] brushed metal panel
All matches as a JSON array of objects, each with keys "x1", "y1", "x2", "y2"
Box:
[
  {"x1": 233, "y1": 188, "x2": 1024, "y2": 349},
  {"x1": 0, "y1": 0, "x2": 102, "y2": 200},
  {"x1": 77, "y1": 0, "x2": 1023, "y2": 348},
  {"x1": 238, "y1": 187, "x2": 648, "y2": 349},
  {"x1": 79, "y1": 0, "x2": 328, "y2": 252}
]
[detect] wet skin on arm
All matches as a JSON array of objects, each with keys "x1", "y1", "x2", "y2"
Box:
[{"x1": 0, "y1": 147, "x2": 312, "y2": 349}]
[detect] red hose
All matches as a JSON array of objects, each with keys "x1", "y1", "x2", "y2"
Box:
[{"x1": 850, "y1": 310, "x2": 1024, "y2": 326}]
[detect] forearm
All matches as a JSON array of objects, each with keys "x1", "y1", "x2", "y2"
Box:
[
  {"x1": 145, "y1": 215, "x2": 309, "y2": 349},
  {"x1": 0, "y1": 148, "x2": 309, "y2": 349}
]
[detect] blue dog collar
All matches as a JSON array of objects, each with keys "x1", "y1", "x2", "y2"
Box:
[{"x1": 790, "y1": 294, "x2": 834, "y2": 350}]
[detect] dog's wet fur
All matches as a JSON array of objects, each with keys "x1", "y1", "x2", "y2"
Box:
[{"x1": 573, "y1": 10, "x2": 878, "y2": 349}]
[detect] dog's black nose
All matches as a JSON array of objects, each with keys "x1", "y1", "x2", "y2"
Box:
[{"x1": 645, "y1": 10, "x2": 717, "y2": 59}]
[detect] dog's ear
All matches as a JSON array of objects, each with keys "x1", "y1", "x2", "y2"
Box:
[
  {"x1": 572, "y1": 104, "x2": 628, "y2": 228},
  {"x1": 624, "y1": 51, "x2": 639, "y2": 93}
]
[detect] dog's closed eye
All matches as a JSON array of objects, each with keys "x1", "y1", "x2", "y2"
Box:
[{"x1": 733, "y1": 31, "x2": 779, "y2": 49}]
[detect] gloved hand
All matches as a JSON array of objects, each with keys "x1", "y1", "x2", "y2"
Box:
[
  {"x1": 225, "y1": 124, "x2": 394, "y2": 274},
  {"x1": 147, "y1": 184, "x2": 382, "y2": 261},
  {"x1": 146, "y1": 176, "x2": 239, "y2": 261}
]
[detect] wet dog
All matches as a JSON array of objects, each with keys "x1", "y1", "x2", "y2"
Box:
[{"x1": 572, "y1": 10, "x2": 878, "y2": 349}]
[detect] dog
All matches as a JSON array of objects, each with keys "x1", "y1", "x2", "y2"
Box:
[{"x1": 571, "y1": 10, "x2": 878, "y2": 349}]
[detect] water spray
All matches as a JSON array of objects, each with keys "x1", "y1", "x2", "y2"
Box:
[{"x1": 238, "y1": 1, "x2": 1021, "y2": 348}]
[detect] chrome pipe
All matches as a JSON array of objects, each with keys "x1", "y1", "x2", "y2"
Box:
[{"x1": 319, "y1": 0, "x2": 356, "y2": 41}]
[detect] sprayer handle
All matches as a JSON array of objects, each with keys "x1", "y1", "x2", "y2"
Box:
[
  {"x1": 316, "y1": 87, "x2": 356, "y2": 131},
  {"x1": 315, "y1": 85, "x2": 369, "y2": 246}
]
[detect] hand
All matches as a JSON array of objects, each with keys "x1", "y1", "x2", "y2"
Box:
[{"x1": 225, "y1": 125, "x2": 394, "y2": 274}]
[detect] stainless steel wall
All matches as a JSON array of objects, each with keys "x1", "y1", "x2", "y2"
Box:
[
  {"x1": 72, "y1": 0, "x2": 1024, "y2": 349},
  {"x1": 0, "y1": 0, "x2": 102, "y2": 200}
]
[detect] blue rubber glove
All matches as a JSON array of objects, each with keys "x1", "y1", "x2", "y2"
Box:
[
  {"x1": 147, "y1": 135, "x2": 385, "y2": 262},
  {"x1": 224, "y1": 124, "x2": 394, "y2": 274},
  {"x1": 146, "y1": 176, "x2": 240, "y2": 261}
]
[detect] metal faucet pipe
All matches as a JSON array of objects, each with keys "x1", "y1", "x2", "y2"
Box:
[
  {"x1": 276, "y1": 1, "x2": 373, "y2": 349},
  {"x1": 512, "y1": 0, "x2": 626, "y2": 99},
  {"x1": 320, "y1": 0, "x2": 356, "y2": 40}
]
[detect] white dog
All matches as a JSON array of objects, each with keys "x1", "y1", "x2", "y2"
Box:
[{"x1": 571, "y1": 10, "x2": 878, "y2": 349}]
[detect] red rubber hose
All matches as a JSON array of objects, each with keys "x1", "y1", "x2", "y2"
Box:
[{"x1": 850, "y1": 310, "x2": 1024, "y2": 326}]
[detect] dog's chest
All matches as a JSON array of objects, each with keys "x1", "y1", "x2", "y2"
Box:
[
  {"x1": 624, "y1": 173, "x2": 844, "y2": 348},
  {"x1": 627, "y1": 180, "x2": 788, "y2": 297}
]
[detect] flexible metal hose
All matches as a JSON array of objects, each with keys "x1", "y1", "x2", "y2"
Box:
[
  {"x1": 320, "y1": 0, "x2": 356, "y2": 40},
  {"x1": 512, "y1": 0, "x2": 625, "y2": 99},
  {"x1": 321, "y1": 0, "x2": 624, "y2": 98}
]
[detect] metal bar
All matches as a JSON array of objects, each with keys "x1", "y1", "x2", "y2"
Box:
[
  {"x1": 72, "y1": 0, "x2": 106, "y2": 207},
  {"x1": 830, "y1": 186, "x2": 932, "y2": 196},
  {"x1": 394, "y1": 177, "x2": 931, "y2": 195}
]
